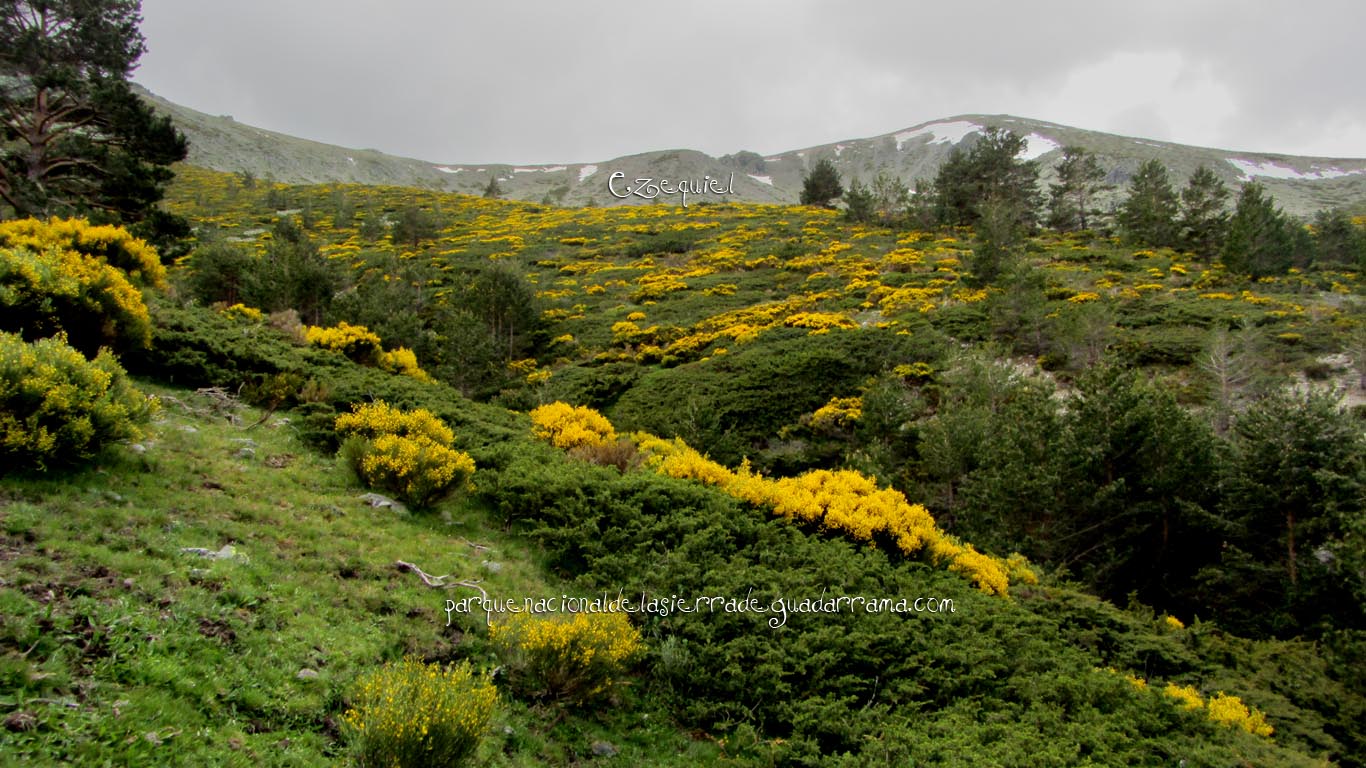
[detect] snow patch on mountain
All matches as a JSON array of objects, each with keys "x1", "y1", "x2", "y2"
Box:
[
  {"x1": 1020, "y1": 134, "x2": 1062, "y2": 161},
  {"x1": 893, "y1": 120, "x2": 980, "y2": 151},
  {"x1": 1227, "y1": 158, "x2": 1363, "y2": 181}
]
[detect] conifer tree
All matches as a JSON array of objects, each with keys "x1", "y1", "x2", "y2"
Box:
[
  {"x1": 933, "y1": 126, "x2": 1040, "y2": 231},
  {"x1": 1221, "y1": 182, "x2": 1295, "y2": 277},
  {"x1": 0, "y1": 1, "x2": 187, "y2": 231},
  {"x1": 1117, "y1": 159, "x2": 1179, "y2": 247},
  {"x1": 800, "y1": 157, "x2": 843, "y2": 208},
  {"x1": 1178, "y1": 165, "x2": 1230, "y2": 260},
  {"x1": 1046, "y1": 146, "x2": 1105, "y2": 232}
]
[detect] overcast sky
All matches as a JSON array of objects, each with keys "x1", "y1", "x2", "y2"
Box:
[{"x1": 133, "y1": 1, "x2": 1366, "y2": 165}]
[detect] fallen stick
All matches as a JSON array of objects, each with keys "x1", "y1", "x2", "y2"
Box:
[{"x1": 395, "y1": 560, "x2": 488, "y2": 600}]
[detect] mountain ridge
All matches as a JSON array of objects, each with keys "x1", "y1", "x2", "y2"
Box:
[{"x1": 138, "y1": 86, "x2": 1366, "y2": 218}]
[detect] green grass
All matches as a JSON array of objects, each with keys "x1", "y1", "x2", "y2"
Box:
[{"x1": 0, "y1": 382, "x2": 718, "y2": 766}]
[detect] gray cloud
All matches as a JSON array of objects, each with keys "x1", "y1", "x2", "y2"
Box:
[{"x1": 135, "y1": 0, "x2": 1366, "y2": 164}]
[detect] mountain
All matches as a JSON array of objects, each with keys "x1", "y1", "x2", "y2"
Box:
[{"x1": 140, "y1": 86, "x2": 1366, "y2": 218}]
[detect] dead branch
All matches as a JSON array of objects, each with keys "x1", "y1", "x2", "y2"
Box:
[{"x1": 395, "y1": 560, "x2": 488, "y2": 600}]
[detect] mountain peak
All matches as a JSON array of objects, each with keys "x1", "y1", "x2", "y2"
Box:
[{"x1": 141, "y1": 88, "x2": 1366, "y2": 217}]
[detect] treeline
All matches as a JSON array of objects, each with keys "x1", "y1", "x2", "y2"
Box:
[
  {"x1": 850, "y1": 355, "x2": 1363, "y2": 640},
  {"x1": 802, "y1": 127, "x2": 1366, "y2": 280},
  {"x1": 186, "y1": 211, "x2": 543, "y2": 398}
]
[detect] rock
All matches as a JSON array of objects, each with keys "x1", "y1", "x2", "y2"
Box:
[
  {"x1": 179, "y1": 425, "x2": 198, "y2": 434},
  {"x1": 128, "y1": 443, "x2": 147, "y2": 454},
  {"x1": 480, "y1": 560, "x2": 503, "y2": 574},
  {"x1": 3, "y1": 711, "x2": 36, "y2": 732},
  {"x1": 180, "y1": 544, "x2": 247, "y2": 563},
  {"x1": 359, "y1": 493, "x2": 407, "y2": 513},
  {"x1": 235, "y1": 447, "x2": 256, "y2": 460},
  {"x1": 591, "y1": 740, "x2": 618, "y2": 757},
  {"x1": 296, "y1": 668, "x2": 319, "y2": 681}
]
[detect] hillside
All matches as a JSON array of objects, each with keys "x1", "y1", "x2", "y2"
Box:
[
  {"x1": 140, "y1": 87, "x2": 1366, "y2": 217},
  {"x1": 3, "y1": 165, "x2": 1365, "y2": 765}
]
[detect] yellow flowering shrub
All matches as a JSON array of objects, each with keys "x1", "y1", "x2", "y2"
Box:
[
  {"x1": 0, "y1": 332, "x2": 155, "y2": 472},
  {"x1": 631, "y1": 431, "x2": 1020, "y2": 596},
  {"x1": 1163, "y1": 683, "x2": 1205, "y2": 711},
  {"x1": 378, "y1": 347, "x2": 433, "y2": 382},
  {"x1": 490, "y1": 610, "x2": 641, "y2": 705},
  {"x1": 304, "y1": 321, "x2": 383, "y2": 364},
  {"x1": 335, "y1": 402, "x2": 473, "y2": 508},
  {"x1": 528, "y1": 402, "x2": 617, "y2": 449},
  {"x1": 784, "y1": 311, "x2": 857, "y2": 331},
  {"x1": 893, "y1": 361, "x2": 935, "y2": 381},
  {"x1": 810, "y1": 396, "x2": 863, "y2": 430},
  {"x1": 220, "y1": 303, "x2": 264, "y2": 322},
  {"x1": 343, "y1": 657, "x2": 497, "y2": 768},
  {"x1": 0, "y1": 217, "x2": 165, "y2": 287},
  {"x1": 1206, "y1": 692, "x2": 1275, "y2": 737},
  {"x1": 0, "y1": 222, "x2": 156, "y2": 352},
  {"x1": 336, "y1": 401, "x2": 454, "y2": 444}
]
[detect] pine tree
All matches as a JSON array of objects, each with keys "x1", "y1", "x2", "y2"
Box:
[
  {"x1": 800, "y1": 157, "x2": 843, "y2": 207},
  {"x1": 933, "y1": 126, "x2": 1040, "y2": 231},
  {"x1": 0, "y1": 1, "x2": 187, "y2": 229},
  {"x1": 1178, "y1": 165, "x2": 1230, "y2": 260},
  {"x1": 1311, "y1": 208, "x2": 1366, "y2": 269},
  {"x1": 1222, "y1": 182, "x2": 1295, "y2": 277},
  {"x1": 1117, "y1": 159, "x2": 1179, "y2": 247},
  {"x1": 871, "y1": 171, "x2": 910, "y2": 224},
  {"x1": 483, "y1": 176, "x2": 503, "y2": 199},
  {"x1": 842, "y1": 177, "x2": 875, "y2": 224},
  {"x1": 1046, "y1": 146, "x2": 1105, "y2": 232}
]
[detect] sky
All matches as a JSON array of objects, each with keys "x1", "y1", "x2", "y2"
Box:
[{"x1": 133, "y1": 1, "x2": 1366, "y2": 166}]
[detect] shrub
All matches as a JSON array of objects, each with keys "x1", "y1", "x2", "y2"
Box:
[
  {"x1": 343, "y1": 657, "x2": 497, "y2": 768},
  {"x1": 0, "y1": 332, "x2": 154, "y2": 472},
  {"x1": 490, "y1": 610, "x2": 641, "y2": 705},
  {"x1": 342, "y1": 433, "x2": 476, "y2": 509},
  {"x1": 304, "y1": 321, "x2": 383, "y2": 365},
  {"x1": 335, "y1": 401, "x2": 454, "y2": 445},
  {"x1": 568, "y1": 437, "x2": 641, "y2": 472},
  {"x1": 378, "y1": 346, "x2": 433, "y2": 382},
  {"x1": 0, "y1": 217, "x2": 165, "y2": 288},
  {"x1": 528, "y1": 401, "x2": 617, "y2": 449},
  {"x1": 335, "y1": 401, "x2": 474, "y2": 508},
  {"x1": 0, "y1": 219, "x2": 157, "y2": 354}
]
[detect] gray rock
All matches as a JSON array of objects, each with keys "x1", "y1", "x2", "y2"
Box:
[
  {"x1": 591, "y1": 740, "x2": 618, "y2": 757},
  {"x1": 359, "y1": 493, "x2": 407, "y2": 513},
  {"x1": 481, "y1": 560, "x2": 503, "y2": 574},
  {"x1": 181, "y1": 544, "x2": 247, "y2": 563},
  {"x1": 296, "y1": 669, "x2": 320, "y2": 681}
]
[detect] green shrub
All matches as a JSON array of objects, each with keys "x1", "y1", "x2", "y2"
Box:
[
  {"x1": 0, "y1": 332, "x2": 154, "y2": 472},
  {"x1": 335, "y1": 401, "x2": 475, "y2": 508},
  {"x1": 0, "y1": 218, "x2": 158, "y2": 355},
  {"x1": 490, "y1": 610, "x2": 641, "y2": 705},
  {"x1": 343, "y1": 657, "x2": 497, "y2": 768}
]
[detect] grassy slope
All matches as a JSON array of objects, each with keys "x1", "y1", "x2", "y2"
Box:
[
  {"x1": 2, "y1": 167, "x2": 1362, "y2": 764},
  {"x1": 0, "y1": 384, "x2": 719, "y2": 766}
]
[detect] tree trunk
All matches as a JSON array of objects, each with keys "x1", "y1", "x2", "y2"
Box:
[{"x1": 1286, "y1": 509, "x2": 1297, "y2": 585}]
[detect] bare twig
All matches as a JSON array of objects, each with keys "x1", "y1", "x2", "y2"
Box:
[
  {"x1": 242, "y1": 402, "x2": 279, "y2": 431},
  {"x1": 456, "y1": 537, "x2": 492, "y2": 554},
  {"x1": 395, "y1": 561, "x2": 488, "y2": 600}
]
